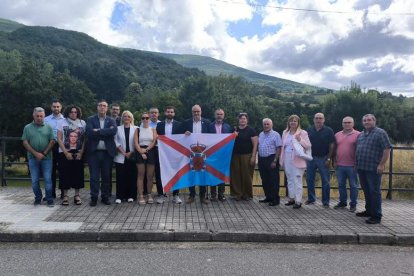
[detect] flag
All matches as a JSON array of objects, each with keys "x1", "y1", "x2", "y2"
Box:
[{"x1": 158, "y1": 133, "x2": 236, "y2": 192}]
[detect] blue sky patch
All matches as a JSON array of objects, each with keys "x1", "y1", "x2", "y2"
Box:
[{"x1": 110, "y1": 1, "x2": 132, "y2": 30}]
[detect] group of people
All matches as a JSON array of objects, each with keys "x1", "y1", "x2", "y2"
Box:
[{"x1": 22, "y1": 99, "x2": 391, "y2": 224}]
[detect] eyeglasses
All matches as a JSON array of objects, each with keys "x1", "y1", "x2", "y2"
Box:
[{"x1": 141, "y1": 117, "x2": 150, "y2": 120}]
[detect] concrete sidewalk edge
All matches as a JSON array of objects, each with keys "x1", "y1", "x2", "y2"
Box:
[{"x1": 1, "y1": 231, "x2": 413, "y2": 245}]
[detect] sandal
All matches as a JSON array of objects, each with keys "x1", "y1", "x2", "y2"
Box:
[
  {"x1": 138, "y1": 196, "x2": 146, "y2": 205},
  {"x1": 62, "y1": 196, "x2": 69, "y2": 206},
  {"x1": 74, "y1": 194, "x2": 82, "y2": 205}
]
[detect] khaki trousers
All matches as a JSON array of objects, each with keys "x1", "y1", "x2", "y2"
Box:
[{"x1": 230, "y1": 154, "x2": 254, "y2": 198}]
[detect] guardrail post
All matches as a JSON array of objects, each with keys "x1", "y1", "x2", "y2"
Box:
[
  {"x1": 386, "y1": 147, "x2": 393, "y2": 200},
  {"x1": 1, "y1": 137, "x2": 6, "y2": 186}
]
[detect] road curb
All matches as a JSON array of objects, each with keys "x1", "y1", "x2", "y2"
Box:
[{"x1": 2, "y1": 230, "x2": 405, "y2": 245}]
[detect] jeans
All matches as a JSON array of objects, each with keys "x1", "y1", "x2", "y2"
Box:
[
  {"x1": 189, "y1": 186, "x2": 206, "y2": 198},
  {"x1": 28, "y1": 158, "x2": 53, "y2": 203},
  {"x1": 336, "y1": 166, "x2": 358, "y2": 207},
  {"x1": 284, "y1": 153, "x2": 305, "y2": 204},
  {"x1": 88, "y1": 151, "x2": 113, "y2": 201},
  {"x1": 358, "y1": 169, "x2": 382, "y2": 220},
  {"x1": 306, "y1": 157, "x2": 330, "y2": 205}
]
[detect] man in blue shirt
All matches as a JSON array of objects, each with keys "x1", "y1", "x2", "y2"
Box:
[
  {"x1": 257, "y1": 118, "x2": 282, "y2": 206},
  {"x1": 44, "y1": 99, "x2": 65, "y2": 199},
  {"x1": 355, "y1": 114, "x2": 391, "y2": 224},
  {"x1": 306, "y1": 113, "x2": 335, "y2": 207}
]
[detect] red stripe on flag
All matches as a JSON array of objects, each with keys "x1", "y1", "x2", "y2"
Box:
[
  {"x1": 158, "y1": 135, "x2": 192, "y2": 156},
  {"x1": 205, "y1": 165, "x2": 230, "y2": 183},
  {"x1": 163, "y1": 164, "x2": 191, "y2": 193},
  {"x1": 204, "y1": 133, "x2": 237, "y2": 157}
]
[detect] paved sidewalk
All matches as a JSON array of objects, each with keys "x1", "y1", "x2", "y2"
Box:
[{"x1": 0, "y1": 187, "x2": 413, "y2": 245}]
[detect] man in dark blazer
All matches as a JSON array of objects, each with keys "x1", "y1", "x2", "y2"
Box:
[
  {"x1": 182, "y1": 104, "x2": 211, "y2": 204},
  {"x1": 156, "y1": 106, "x2": 184, "y2": 204},
  {"x1": 209, "y1": 108, "x2": 232, "y2": 202},
  {"x1": 86, "y1": 99, "x2": 117, "y2": 206}
]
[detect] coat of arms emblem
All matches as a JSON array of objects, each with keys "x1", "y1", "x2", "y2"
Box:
[{"x1": 190, "y1": 142, "x2": 207, "y2": 171}]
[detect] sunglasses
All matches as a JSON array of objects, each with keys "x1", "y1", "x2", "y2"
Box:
[{"x1": 142, "y1": 117, "x2": 150, "y2": 120}]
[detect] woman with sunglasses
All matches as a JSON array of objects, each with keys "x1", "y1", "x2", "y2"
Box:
[
  {"x1": 56, "y1": 105, "x2": 86, "y2": 206},
  {"x1": 134, "y1": 112, "x2": 157, "y2": 205}
]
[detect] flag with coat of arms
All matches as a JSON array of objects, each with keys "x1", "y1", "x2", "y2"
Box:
[{"x1": 158, "y1": 133, "x2": 236, "y2": 192}]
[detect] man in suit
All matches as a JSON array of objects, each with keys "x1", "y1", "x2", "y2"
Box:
[
  {"x1": 182, "y1": 104, "x2": 211, "y2": 204},
  {"x1": 156, "y1": 106, "x2": 183, "y2": 204},
  {"x1": 209, "y1": 108, "x2": 232, "y2": 202},
  {"x1": 86, "y1": 99, "x2": 117, "y2": 206}
]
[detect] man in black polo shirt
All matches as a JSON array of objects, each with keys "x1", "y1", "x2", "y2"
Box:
[{"x1": 306, "y1": 113, "x2": 335, "y2": 207}]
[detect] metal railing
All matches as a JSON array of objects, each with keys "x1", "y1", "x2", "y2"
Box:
[{"x1": 1, "y1": 136, "x2": 413, "y2": 199}]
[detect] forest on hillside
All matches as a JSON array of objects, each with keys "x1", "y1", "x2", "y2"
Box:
[{"x1": 0, "y1": 26, "x2": 413, "y2": 144}]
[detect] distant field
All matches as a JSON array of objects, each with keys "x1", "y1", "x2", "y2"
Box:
[{"x1": 405, "y1": 97, "x2": 414, "y2": 107}]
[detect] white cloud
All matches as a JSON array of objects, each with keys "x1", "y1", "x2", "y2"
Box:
[{"x1": 0, "y1": 0, "x2": 413, "y2": 96}]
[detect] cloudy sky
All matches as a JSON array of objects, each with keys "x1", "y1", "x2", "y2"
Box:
[{"x1": 1, "y1": 0, "x2": 414, "y2": 96}]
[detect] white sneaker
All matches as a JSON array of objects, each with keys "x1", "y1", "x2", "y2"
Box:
[
  {"x1": 173, "y1": 195, "x2": 182, "y2": 204},
  {"x1": 156, "y1": 196, "x2": 165, "y2": 204},
  {"x1": 115, "y1": 199, "x2": 121, "y2": 204},
  {"x1": 127, "y1": 198, "x2": 134, "y2": 203}
]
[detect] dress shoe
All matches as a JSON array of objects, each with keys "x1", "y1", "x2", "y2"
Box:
[
  {"x1": 285, "y1": 200, "x2": 295, "y2": 206},
  {"x1": 323, "y1": 204, "x2": 329, "y2": 208},
  {"x1": 349, "y1": 206, "x2": 356, "y2": 212},
  {"x1": 89, "y1": 200, "x2": 97, "y2": 207},
  {"x1": 293, "y1": 203, "x2": 302, "y2": 209},
  {"x1": 268, "y1": 201, "x2": 279, "y2": 206},
  {"x1": 200, "y1": 198, "x2": 209, "y2": 205},
  {"x1": 305, "y1": 200, "x2": 315, "y2": 205},
  {"x1": 186, "y1": 196, "x2": 195, "y2": 204},
  {"x1": 366, "y1": 218, "x2": 381, "y2": 224},
  {"x1": 356, "y1": 210, "x2": 370, "y2": 217},
  {"x1": 101, "y1": 199, "x2": 111, "y2": 205},
  {"x1": 259, "y1": 198, "x2": 270, "y2": 203},
  {"x1": 334, "y1": 203, "x2": 347, "y2": 209}
]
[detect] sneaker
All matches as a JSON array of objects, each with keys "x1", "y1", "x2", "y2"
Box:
[
  {"x1": 156, "y1": 196, "x2": 165, "y2": 204},
  {"x1": 186, "y1": 196, "x2": 195, "y2": 204},
  {"x1": 173, "y1": 195, "x2": 182, "y2": 204},
  {"x1": 305, "y1": 200, "x2": 315, "y2": 205},
  {"x1": 34, "y1": 199, "x2": 41, "y2": 206},
  {"x1": 47, "y1": 201, "x2": 54, "y2": 207},
  {"x1": 334, "y1": 203, "x2": 347, "y2": 209},
  {"x1": 218, "y1": 195, "x2": 226, "y2": 202},
  {"x1": 89, "y1": 200, "x2": 97, "y2": 207},
  {"x1": 210, "y1": 196, "x2": 218, "y2": 202},
  {"x1": 349, "y1": 206, "x2": 356, "y2": 212},
  {"x1": 323, "y1": 204, "x2": 329, "y2": 208},
  {"x1": 115, "y1": 199, "x2": 121, "y2": 204},
  {"x1": 127, "y1": 198, "x2": 134, "y2": 203}
]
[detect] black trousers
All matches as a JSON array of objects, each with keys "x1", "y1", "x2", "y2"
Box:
[
  {"x1": 115, "y1": 159, "x2": 137, "y2": 200},
  {"x1": 258, "y1": 154, "x2": 280, "y2": 203},
  {"x1": 210, "y1": 184, "x2": 225, "y2": 198},
  {"x1": 189, "y1": 186, "x2": 206, "y2": 198}
]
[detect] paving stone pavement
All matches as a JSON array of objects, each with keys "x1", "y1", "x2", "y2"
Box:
[{"x1": 0, "y1": 187, "x2": 413, "y2": 245}]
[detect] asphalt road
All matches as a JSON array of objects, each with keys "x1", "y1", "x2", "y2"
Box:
[{"x1": 0, "y1": 242, "x2": 413, "y2": 275}]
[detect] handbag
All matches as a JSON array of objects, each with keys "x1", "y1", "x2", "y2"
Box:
[{"x1": 292, "y1": 138, "x2": 313, "y2": 161}]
